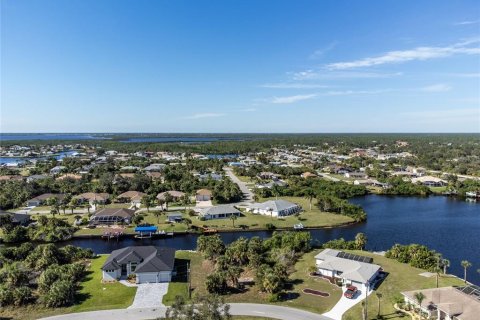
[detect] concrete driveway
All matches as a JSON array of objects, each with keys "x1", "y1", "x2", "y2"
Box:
[
  {"x1": 322, "y1": 286, "x2": 373, "y2": 320},
  {"x1": 127, "y1": 283, "x2": 169, "y2": 309}
]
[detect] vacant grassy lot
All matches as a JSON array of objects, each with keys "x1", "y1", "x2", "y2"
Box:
[
  {"x1": 0, "y1": 255, "x2": 137, "y2": 320},
  {"x1": 342, "y1": 250, "x2": 465, "y2": 320},
  {"x1": 163, "y1": 250, "x2": 340, "y2": 314}
]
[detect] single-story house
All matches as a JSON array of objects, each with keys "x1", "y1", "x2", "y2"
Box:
[
  {"x1": 27, "y1": 193, "x2": 66, "y2": 207},
  {"x1": 255, "y1": 180, "x2": 287, "y2": 189},
  {"x1": 345, "y1": 171, "x2": 367, "y2": 179},
  {"x1": 412, "y1": 176, "x2": 448, "y2": 187},
  {"x1": 143, "y1": 163, "x2": 166, "y2": 172},
  {"x1": 401, "y1": 285, "x2": 480, "y2": 320},
  {"x1": 90, "y1": 208, "x2": 135, "y2": 225},
  {"x1": 50, "y1": 166, "x2": 66, "y2": 175},
  {"x1": 257, "y1": 172, "x2": 279, "y2": 180},
  {"x1": 196, "y1": 189, "x2": 212, "y2": 201},
  {"x1": 0, "y1": 210, "x2": 31, "y2": 226},
  {"x1": 315, "y1": 249, "x2": 381, "y2": 292},
  {"x1": 26, "y1": 174, "x2": 48, "y2": 183},
  {"x1": 167, "y1": 212, "x2": 183, "y2": 223},
  {"x1": 246, "y1": 199, "x2": 301, "y2": 217},
  {"x1": 199, "y1": 205, "x2": 241, "y2": 220},
  {"x1": 157, "y1": 190, "x2": 185, "y2": 201},
  {"x1": 117, "y1": 191, "x2": 146, "y2": 205},
  {"x1": 197, "y1": 173, "x2": 223, "y2": 181},
  {"x1": 102, "y1": 246, "x2": 176, "y2": 284},
  {"x1": 301, "y1": 172, "x2": 318, "y2": 179},
  {"x1": 74, "y1": 192, "x2": 110, "y2": 204}
]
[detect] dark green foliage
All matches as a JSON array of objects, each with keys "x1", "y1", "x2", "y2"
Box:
[
  {"x1": 316, "y1": 195, "x2": 367, "y2": 222},
  {"x1": 385, "y1": 244, "x2": 441, "y2": 271},
  {"x1": 42, "y1": 279, "x2": 76, "y2": 307}
]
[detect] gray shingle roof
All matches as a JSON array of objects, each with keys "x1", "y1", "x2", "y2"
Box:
[
  {"x1": 201, "y1": 205, "x2": 241, "y2": 216},
  {"x1": 102, "y1": 246, "x2": 175, "y2": 273}
]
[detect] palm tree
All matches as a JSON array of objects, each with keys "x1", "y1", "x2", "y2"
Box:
[
  {"x1": 158, "y1": 198, "x2": 166, "y2": 211},
  {"x1": 304, "y1": 188, "x2": 316, "y2": 211},
  {"x1": 414, "y1": 292, "x2": 425, "y2": 313},
  {"x1": 441, "y1": 258, "x2": 450, "y2": 274},
  {"x1": 164, "y1": 192, "x2": 174, "y2": 211},
  {"x1": 69, "y1": 198, "x2": 78, "y2": 214},
  {"x1": 461, "y1": 260, "x2": 472, "y2": 283},
  {"x1": 376, "y1": 292, "x2": 383, "y2": 317},
  {"x1": 355, "y1": 233, "x2": 367, "y2": 250},
  {"x1": 230, "y1": 214, "x2": 237, "y2": 228},
  {"x1": 153, "y1": 210, "x2": 162, "y2": 224}
]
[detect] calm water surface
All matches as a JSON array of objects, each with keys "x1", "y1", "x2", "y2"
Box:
[{"x1": 62, "y1": 195, "x2": 479, "y2": 284}]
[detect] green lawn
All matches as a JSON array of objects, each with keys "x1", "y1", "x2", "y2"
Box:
[
  {"x1": 163, "y1": 250, "x2": 340, "y2": 314},
  {"x1": 342, "y1": 250, "x2": 465, "y2": 320},
  {"x1": 429, "y1": 186, "x2": 448, "y2": 193},
  {"x1": 191, "y1": 197, "x2": 354, "y2": 231},
  {"x1": 0, "y1": 255, "x2": 137, "y2": 320}
]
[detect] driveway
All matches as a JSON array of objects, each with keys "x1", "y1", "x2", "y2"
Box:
[
  {"x1": 322, "y1": 286, "x2": 373, "y2": 320},
  {"x1": 127, "y1": 283, "x2": 169, "y2": 309},
  {"x1": 40, "y1": 303, "x2": 333, "y2": 320},
  {"x1": 224, "y1": 167, "x2": 254, "y2": 203}
]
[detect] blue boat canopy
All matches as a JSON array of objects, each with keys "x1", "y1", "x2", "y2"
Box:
[{"x1": 135, "y1": 226, "x2": 158, "y2": 233}]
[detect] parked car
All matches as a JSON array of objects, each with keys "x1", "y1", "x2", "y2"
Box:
[{"x1": 344, "y1": 285, "x2": 358, "y2": 299}]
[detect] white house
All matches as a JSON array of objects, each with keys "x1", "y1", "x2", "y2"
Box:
[
  {"x1": 411, "y1": 176, "x2": 447, "y2": 187},
  {"x1": 246, "y1": 199, "x2": 301, "y2": 217},
  {"x1": 199, "y1": 205, "x2": 241, "y2": 220},
  {"x1": 402, "y1": 285, "x2": 480, "y2": 320},
  {"x1": 315, "y1": 249, "x2": 381, "y2": 292},
  {"x1": 102, "y1": 246, "x2": 176, "y2": 284}
]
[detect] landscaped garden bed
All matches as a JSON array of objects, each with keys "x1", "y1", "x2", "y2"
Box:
[{"x1": 302, "y1": 288, "x2": 330, "y2": 297}]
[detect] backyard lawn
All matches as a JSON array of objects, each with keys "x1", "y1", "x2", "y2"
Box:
[{"x1": 342, "y1": 250, "x2": 465, "y2": 320}]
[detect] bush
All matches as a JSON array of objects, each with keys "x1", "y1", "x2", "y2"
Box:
[
  {"x1": 42, "y1": 280, "x2": 76, "y2": 307},
  {"x1": 267, "y1": 293, "x2": 281, "y2": 302},
  {"x1": 265, "y1": 223, "x2": 276, "y2": 230},
  {"x1": 12, "y1": 286, "x2": 33, "y2": 306},
  {"x1": 0, "y1": 285, "x2": 13, "y2": 306}
]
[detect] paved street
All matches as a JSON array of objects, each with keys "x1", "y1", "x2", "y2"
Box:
[
  {"x1": 40, "y1": 303, "x2": 334, "y2": 320},
  {"x1": 224, "y1": 167, "x2": 254, "y2": 203}
]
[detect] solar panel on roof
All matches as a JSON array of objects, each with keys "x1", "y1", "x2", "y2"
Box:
[
  {"x1": 336, "y1": 251, "x2": 373, "y2": 264},
  {"x1": 455, "y1": 285, "x2": 480, "y2": 301}
]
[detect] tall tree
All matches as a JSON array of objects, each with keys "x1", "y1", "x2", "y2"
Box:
[
  {"x1": 355, "y1": 233, "x2": 367, "y2": 251},
  {"x1": 461, "y1": 260, "x2": 472, "y2": 283}
]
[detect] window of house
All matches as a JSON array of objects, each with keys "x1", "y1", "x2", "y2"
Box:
[{"x1": 131, "y1": 263, "x2": 137, "y2": 272}]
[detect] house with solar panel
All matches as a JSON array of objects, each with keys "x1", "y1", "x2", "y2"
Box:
[
  {"x1": 102, "y1": 246, "x2": 176, "y2": 283},
  {"x1": 401, "y1": 285, "x2": 480, "y2": 320},
  {"x1": 315, "y1": 249, "x2": 381, "y2": 292}
]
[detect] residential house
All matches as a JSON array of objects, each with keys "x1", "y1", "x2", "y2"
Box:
[
  {"x1": 50, "y1": 166, "x2": 66, "y2": 175},
  {"x1": 144, "y1": 163, "x2": 166, "y2": 172},
  {"x1": 199, "y1": 205, "x2": 241, "y2": 220},
  {"x1": 412, "y1": 176, "x2": 447, "y2": 187},
  {"x1": 255, "y1": 180, "x2": 287, "y2": 189},
  {"x1": 27, "y1": 193, "x2": 66, "y2": 207},
  {"x1": 196, "y1": 189, "x2": 212, "y2": 201},
  {"x1": 26, "y1": 174, "x2": 48, "y2": 183},
  {"x1": 257, "y1": 172, "x2": 279, "y2": 180},
  {"x1": 75, "y1": 192, "x2": 110, "y2": 204},
  {"x1": 102, "y1": 246, "x2": 176, "y2": 284},
  {"x1": 167, "y1": 212, "x2": 183, "y2": 223},
  {"x1": 90, "y1": 208, "x2": 135, "y2": 225},
  {"x1": 0, "y1": 210, "x2": 31, "y2": 226},
  {"x1": 246, "y1": 199, "x2": 301, "y2": 217},
  {"x1": 117, "y1": 191, "x2": 146, "y2": 206},
  {"x1": 315, "y1": 249, "x2": 381, "y2": 292},
  {"x1": 157, "y1": 191, "x2": 185, "y2": 201},
  {"x1": 401, "y1": 285, "x2": 480, "y2": 320}
]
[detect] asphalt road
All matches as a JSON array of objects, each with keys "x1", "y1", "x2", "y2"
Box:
[
  {"x1": 39, "y1": 303, "x2": 333, "y2": 320},
  {"x1": 223, "y1": 167, "x2": 254, "y2": 203}
]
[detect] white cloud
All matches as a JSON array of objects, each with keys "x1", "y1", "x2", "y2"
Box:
[
  {"x1": 290, "y1": 70, "x2": 403, "y2": 80},
  {"x1": 420, "y1": 84, "x2": 452, "y2": 92},
  {"x1": 309, "y1": 42, "x2": 338, "y2": 59},
  {"x1": 261, "y1": 83, "x2": 329, "y2": 89},
  {"x1": 454, "y1": 20, "x2": 480, "y2": 26},
  {"x1": 185, "y1": 113, "x2": 226, "y2": 119},
  {"x1": 323, "y1": 89, "x2": 391, "y2": 96},
  {"x1": 269, "y1": 94, "x2": 317, "y2": 104},
  {"x1": 326, "y1": 39, "x2": 480, "y2": 70}
]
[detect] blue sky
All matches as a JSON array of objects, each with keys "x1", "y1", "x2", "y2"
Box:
[{"x1": 1, "y1": 0, "x2": 479, "y2": 133}]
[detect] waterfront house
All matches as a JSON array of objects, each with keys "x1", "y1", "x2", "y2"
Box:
[
  {"x1": 102, "y1": 246, "x2": 176, "y2": 284},
  {"x1": 0, "y1": 210, "x2": 31, "y2": 226},
  {"x1": 199, "y1": 205, "x2": 241, "y2": 220},
  {"x1": 90, "y1": 208, "x2": 135, "y2": 225},
  {"x1": 196, "y1": 189, "x2": 212, "y2": 201},
  {"x1": 411, "y1": 176, "x2": 447, "y2": 187},
  {"x1": 315, "y1": 249, "x2": 381, "y2": 292},
  {"x1": 401, "y1": 285, "x2": 480, "y2": 320},
  {"x1": 167, "y1": 212, "x2": 183, "y2": 223},
  {"x1": 246, "y1": 199, "x2": 301, "y2": 217},
  {"x1": 27, "y1": 193, "x2": 66, "y2": 207}
]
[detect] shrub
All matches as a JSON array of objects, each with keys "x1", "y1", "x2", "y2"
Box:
[
  {"x1": 42, "y1": 280, "x2": 76, "y2": 307},
  {"x1": 265, "y1": 223, "x2": 276, "y2": 230}
]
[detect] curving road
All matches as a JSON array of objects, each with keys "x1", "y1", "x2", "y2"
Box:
[{"x1": 39, "y1": 303, "x2": 333, "y2": 320}]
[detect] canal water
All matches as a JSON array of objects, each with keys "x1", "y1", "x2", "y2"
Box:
[{"x1": 61, "y1": 195, "x2": 480, "y2": 285}]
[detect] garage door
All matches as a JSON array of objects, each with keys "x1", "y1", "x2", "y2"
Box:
[
  {"x1": 158, "y1": 273, "x2": 171, "y2": 282},
  {"x1": 138, "y1": 273, "x2": 158, "y2": 283}
]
